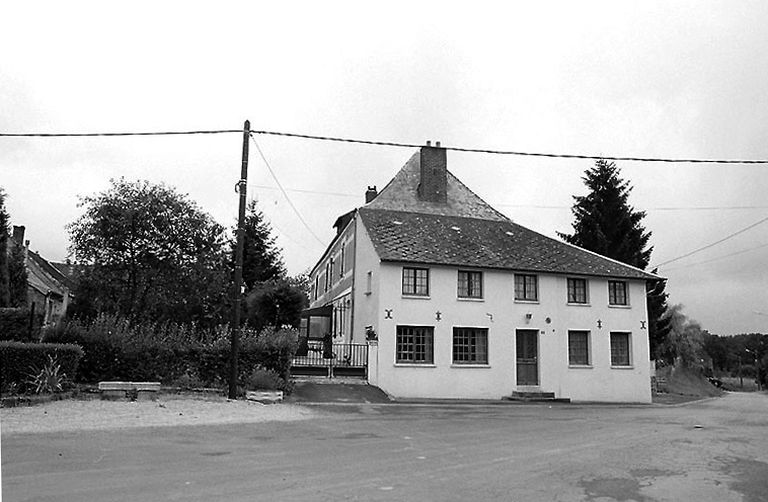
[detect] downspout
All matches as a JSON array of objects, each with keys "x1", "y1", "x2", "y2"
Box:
[{"x1": 349, "y1": 211, "x2": 357, "y2": 342}]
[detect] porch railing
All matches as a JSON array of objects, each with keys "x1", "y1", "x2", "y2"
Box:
[{"x1": 292, "y1": 341, "x2": 368, "y2": 377}]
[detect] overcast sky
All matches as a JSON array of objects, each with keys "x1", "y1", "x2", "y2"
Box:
[{"x1": 2, "y1": 1, "x2": 767, "y2": 336}]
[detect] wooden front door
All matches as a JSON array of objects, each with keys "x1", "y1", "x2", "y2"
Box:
[{"x1": 516, "y1": 329, "x2": 539, "y2": 386}]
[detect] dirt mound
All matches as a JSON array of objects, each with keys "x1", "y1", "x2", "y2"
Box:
[{"x1": 657, "y1": 365, "x2": 723, "y2": 398}]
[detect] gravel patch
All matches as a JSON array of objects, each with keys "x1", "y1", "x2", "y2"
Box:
[{"x1": 1, "y1": 395, "x2": 316, "y2": 435}]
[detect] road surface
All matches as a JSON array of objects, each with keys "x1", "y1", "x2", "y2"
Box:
[{"x1": 3, "y1": 392, "x2": 768, "y2": 501}]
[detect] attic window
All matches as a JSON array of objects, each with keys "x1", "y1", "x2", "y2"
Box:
[{"x1": 505, "y1": 231, "x2": 514, "y2": 237}]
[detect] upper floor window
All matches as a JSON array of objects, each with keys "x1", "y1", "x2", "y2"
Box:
[
  {"x1": 567, "y1": 278, "x2": 588, "y2": 304},
  {"x1": 608, "y1": 280, "x2": 628, "y2": 306},
  {"x1": 313, "y1": 275, "x2": 319, "y2": 300},
  {"x1": 514, "y1": 274, "x2": 538, "y2": 301},
  {"x1": 340, "y1": 246, "x2": 345, "y2": 277},
  {"x1": 458, "y1": 270, "x2": 483, "y2": 299},
  {"x1": 402, "y1": 267, "x2": 429, "y2": 296}
]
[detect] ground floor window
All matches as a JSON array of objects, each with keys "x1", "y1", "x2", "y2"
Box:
[
  {"x1": 568, "y1": 330, "x2": 590, "y2": 365},
  {"x1": 396, "y1": 326, "x2": 434, "y2": 364},
  {"x1": 610, "y1": 332, "x2": 631, "y2": 366},
  {"x1": 452, "y1": 327, "x2": 488, "y2": 364}
]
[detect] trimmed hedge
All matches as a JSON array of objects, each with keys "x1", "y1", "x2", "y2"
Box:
[
  {"x1": 41, "y1": 315, "x2": 297, "y2": 390},
  {"x1": 0, "y1": 308, "x2": 43, "y2": 342},
  {"x1": 0, "y1": 341, "x2": 84, "y2": 393}
]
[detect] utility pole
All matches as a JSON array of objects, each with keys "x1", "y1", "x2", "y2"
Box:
[{"x1": 229, "y1": 119, "x2": 250, "y2": 400}]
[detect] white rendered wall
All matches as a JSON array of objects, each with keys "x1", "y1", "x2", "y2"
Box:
[{"x1": 373, "y1": 264, "x2": 651, "y2": 403}]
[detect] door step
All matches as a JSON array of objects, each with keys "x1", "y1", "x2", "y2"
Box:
[{"x1": 504, "y1": 391, "x2": 570, "y2": 403}]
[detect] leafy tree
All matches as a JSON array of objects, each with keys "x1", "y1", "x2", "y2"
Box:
[
  {"x1": 237, "y1": 200, "x2": 285, "y2": 291},
  {"x1": 558, "y1": 159, "x2": 652, "y2": 269},
  {"x1": 68, "y1": 178, "x2": 230, "y2": 326},
  {"x1": 244, "y1": 278, "x2": 308, "y2": 331},
  {"x1": 657, "y1": 304, "x2": 704, "y2": 367},
  {"x1": 0, "y1": 188, "x2": 9, "y2": 307}
]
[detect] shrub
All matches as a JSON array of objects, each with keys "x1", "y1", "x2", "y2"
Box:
[
  {"x1": 39, "y1": 315, "x2": 298, "y2": 392},
  {"x1": 0, "y1": 341, "x2": 83, "y2": 394},
  {"x1": 0, "y1": 308, "x2": 43, "y2": 342},
  {"x1": 243, "y1": 367, "x2": 284, "y2": 391},
  {"x1": 27, "y1": 354, "x2": 69, "y2": 394}
]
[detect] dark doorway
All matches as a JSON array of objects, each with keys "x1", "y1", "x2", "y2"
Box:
[{"x1": 516, "y1": 329, "x2": 539, "y2": 386}]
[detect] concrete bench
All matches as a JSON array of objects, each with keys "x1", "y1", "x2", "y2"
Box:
[{"x1": 98, "y1": 381, "x2": 161, "y2": 401}]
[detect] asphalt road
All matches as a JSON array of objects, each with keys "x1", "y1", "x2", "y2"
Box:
[{"x1": 3, "y1": 392, "x2": 768, "y2": 501}]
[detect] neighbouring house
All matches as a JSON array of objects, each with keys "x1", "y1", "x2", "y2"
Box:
[
  {"x1": 305, "y1": 143, "x2": 659, "y2": 403},
  {"x1": 11, "y1": 226, "x2": 74, "y2": 326}
]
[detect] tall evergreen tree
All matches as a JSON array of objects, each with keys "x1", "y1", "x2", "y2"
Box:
[
  {"x1": 0, "y1": 189, "x2": 10, "y2": 307},
  {"x1": 560, "y1": 160, "x2": 667, "y2": 355},
  {"x1": 236, "y1": 200, "x2": 285, "y2": 291},
  {"x1": 646, "y1": 268, "x2": 671, "y2": 359},
  {"x1": 558, "y1": 159, "x2": 652, "y2": 269}
]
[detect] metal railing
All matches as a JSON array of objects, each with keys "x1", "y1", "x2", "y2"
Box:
[{"x1": 292, "y1": 341, "x2": 368, "y2": 378}]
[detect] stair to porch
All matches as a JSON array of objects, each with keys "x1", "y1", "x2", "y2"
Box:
[{"x1": 504, "y1": 391, "x2": 571, "y2": 403}]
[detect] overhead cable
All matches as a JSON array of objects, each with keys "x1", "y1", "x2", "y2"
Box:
[
  {"x1": 2, "y1": 128, "x2": 768, "y2": 164},
  {"x1": 653, "y1": 215, "x2": 768, "y2": 269},
  {"x1": 0, "y1": 129, "x2": 241, "y2": 137},
  {"x1": 248, "y1": 134, "x2": 326, "y2": 247},
  {"x1": 250, "y1": 130, "x2": 768, "y2": 164}
]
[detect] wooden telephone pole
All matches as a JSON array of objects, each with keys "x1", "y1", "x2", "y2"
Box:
[{"x1": 229, "y1": 120, "x2": 250, "y2": 399}]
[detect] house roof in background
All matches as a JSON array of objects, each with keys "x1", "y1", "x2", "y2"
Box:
[{"x1": 358, "y1": 208, "x2": 659, "y2": 280}]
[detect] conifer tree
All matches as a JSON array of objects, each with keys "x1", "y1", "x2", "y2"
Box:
[
  {"x1": 558, "y1": 159, "x2": 652, "y2": 268},
  {"x1": 236, "y1": 200, "x2": 285, "y2": 291},
  {"x1": 560, "y1": 160, "x2": 669, "y2": 356},
  {"x1": 0, "y1": 189, "x2": 10, "y2": 307}
]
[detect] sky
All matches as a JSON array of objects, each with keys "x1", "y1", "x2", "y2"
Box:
[{"x1": 1, "y1": 1, "x2": 767, "y2": 336}]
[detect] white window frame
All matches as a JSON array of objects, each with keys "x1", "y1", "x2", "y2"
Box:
[
  {"x1": 608, "y1": 280, "x2": 629, "y2": 307},
  {"x1": 514, "y1": 273, "x2": 538, "y2": 302},
  {"x1": 395, "y1": 325, "x2": 435, "y2": 365},
  {"x1": 458, "y1": 270, "x2": 483, "y2": 299},
  {"x1": 452, "y1": 326, "x2": 490, "y2": 365},
  {"x1": 402, "y1": 267, "x2": 430, "y2": 297},
  {"x1": 567, "y1": 330, "x2": 591, "y2": 367},
  {"x1": 610, "y1": 331, "x2": 632, "y2": 367},
  {"x1": 567, "y1": 277, "x2": 589, "y2": 305}
]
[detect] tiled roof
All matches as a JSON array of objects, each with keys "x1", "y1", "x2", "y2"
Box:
[
  {"x1": 358, "y1": 208, "x2": 658, "y2": 280},
  {"x1": 364, "y1": 151, "x2": 508, "y2": 221}
]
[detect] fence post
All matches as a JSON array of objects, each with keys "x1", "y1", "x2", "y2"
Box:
[{"x1": 367, "y1": 340, "x2": 379, "y2": 386}]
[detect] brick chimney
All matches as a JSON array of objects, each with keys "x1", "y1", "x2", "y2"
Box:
[
  {"x1": 12, "y1": 225, "x2": 25, "y2": 245},
  {"x1": 417, "y1": 141, "x2": 447, "y2": 203},
  {"x1": 365, "y1": 186, "x2": 378, "y2": 203}
]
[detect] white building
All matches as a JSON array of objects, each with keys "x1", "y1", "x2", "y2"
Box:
[{"x1": 306, "y1": 144, "x2": 659, "y2": 403}]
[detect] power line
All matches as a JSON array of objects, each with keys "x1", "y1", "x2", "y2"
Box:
[
  {"x1": 2, "y1": 127, "x2": 768, "y2": 164},
  {"x1": 662, "y1": 242, "x2": 768, "y2": 272},
  {"x1": 251, "y1": 130, "x2": 768, "y2": 164},
  {"x1": 653, "y1": 215, "x2": 768, "y2": 269},
  {"x1": 248, "y1": 134, "x2": 326, "y2": 247},
  {"x1": 0, "y1": 129, "x2": 241, "y2": 137}
]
